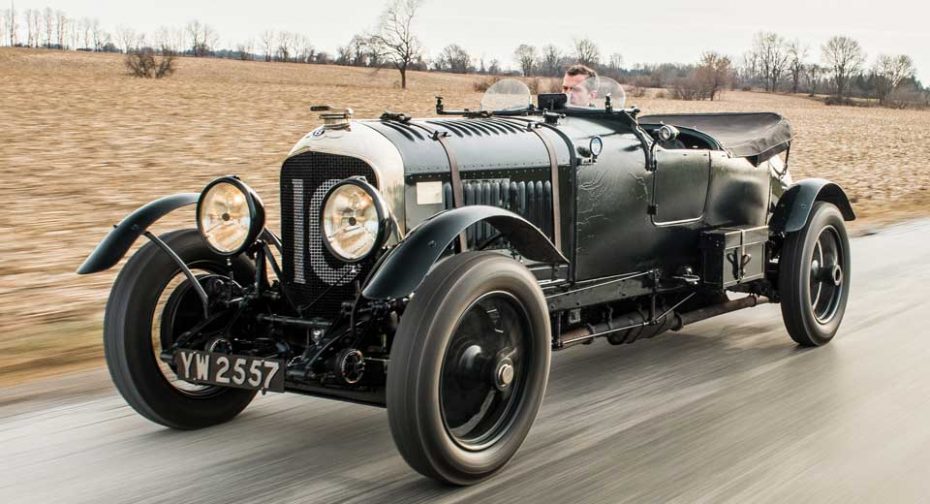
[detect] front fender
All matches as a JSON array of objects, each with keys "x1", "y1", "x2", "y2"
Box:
[
  {"x1": 362, "y1": 206, "x2": 568, "y2": 300},
  {"x1": 76, "y1": 193, "x2": 199, "y2": 274},
  {"x1": 770, "y1": 178, "x2": 856, "y2": 233}
]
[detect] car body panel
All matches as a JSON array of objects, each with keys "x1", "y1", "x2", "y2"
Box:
[
  {"x1": 770, "y1": 178, "x2": 856, "y2": 233},
  {"x1": 289, "y1": 122, "x2": 408, "y2": 234},
  {"x1": 362, "y1": 205, "x2": 567, "y2": 300},
  {"x1": 77, "y1": 193, "x2": 200, "y2": 274}
]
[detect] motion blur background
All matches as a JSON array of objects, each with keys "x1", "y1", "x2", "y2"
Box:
[{"x1": 2, "y1": 1, "x2": 929, "y2": 501}]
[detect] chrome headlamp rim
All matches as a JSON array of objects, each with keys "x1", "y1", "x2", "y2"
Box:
[
  {"x1": 319, "y1": 177, "x2": 391, "y2": 263},
  {"x1": 196, "y1": 176, "x2": 266, "y2": 256}
]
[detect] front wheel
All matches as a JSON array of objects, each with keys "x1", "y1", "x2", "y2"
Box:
[
  {"x1": 104, "y1": 229, "x2": 257, "y2": 429},
  {"x1": 387, "y1": 252, "x2": 551, "y2": 485},
  {"x1": 778, "y1": 202, "x2": 851, "y2": 346}
]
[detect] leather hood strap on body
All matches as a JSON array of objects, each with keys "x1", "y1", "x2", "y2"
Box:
[
  {"x1": 528, "y1": 125, "x2": 562, "y2": 252},
  {"x1": 408, "y1": 121, "x2": 467, "y2": 251}
]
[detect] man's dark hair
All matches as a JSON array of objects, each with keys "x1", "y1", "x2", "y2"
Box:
[{"x1": 565, "y1": 64, "x2": 597, "y2": 78}]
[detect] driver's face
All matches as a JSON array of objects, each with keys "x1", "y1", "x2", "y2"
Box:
[{"x1": 561, "y1": 73, "x2": 596, "y2": 107}]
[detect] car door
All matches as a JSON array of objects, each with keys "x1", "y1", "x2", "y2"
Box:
[{"x1": 651, "y1": 147, "x2": 711, "y2": 225}]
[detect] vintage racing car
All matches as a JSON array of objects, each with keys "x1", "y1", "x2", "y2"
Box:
[{"x1": 78, "y1": 78, "x2": 854, "y2": 485}]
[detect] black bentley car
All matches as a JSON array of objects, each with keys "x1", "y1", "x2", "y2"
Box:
[{"x1": 78, "y1": 78, "x2": 853, "y2": 485}]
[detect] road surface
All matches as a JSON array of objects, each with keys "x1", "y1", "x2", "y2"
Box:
[{"x1": 3, "y1": 220, "x2": 930, "y2": 503}]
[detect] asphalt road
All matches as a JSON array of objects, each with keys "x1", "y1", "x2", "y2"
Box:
[{"x1": 3, "y1": 220, "x2": 930, "y2": 503}]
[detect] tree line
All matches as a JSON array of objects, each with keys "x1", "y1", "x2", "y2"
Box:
[
  {"x1": 736, "y1": 32, "x2": 923, "y2": 107},
  {"x1": 1, "y1": 1, "x2": 926, "y2": 107}
]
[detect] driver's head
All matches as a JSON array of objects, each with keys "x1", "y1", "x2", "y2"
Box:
[{"x1": 562, "y1": 64, "x2": 599, "y2": 107}]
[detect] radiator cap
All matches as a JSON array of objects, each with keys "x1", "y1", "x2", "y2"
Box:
[{"x1": 311, "y1": 104, "x2": 353, "y2": 130}]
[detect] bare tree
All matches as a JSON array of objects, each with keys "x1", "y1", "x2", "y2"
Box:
[
  {"x1": 607, "y1": 52, "x2": 624, "y2": 78},
  {"x1": 740, "y1": 50, "x2": 759, "y2": 86},
  {"x1": 10, "y1": 3, "x2": 17, "y2": 46},
  {"x1": 873, "y1": 54, "x2": 915, "y2": 104},
  {"x1": 67, "y1": 15, "x2": 79, "y2": 49},
  {"x1": 134, "y1": 33, "x2": 147, "y2": 51},
  {"x1": 804, "y1": 63, "x2": 822, "y2": 95},
  {"x1": 125, "y1": 48, "x2": 176, "y2": 78},
  {"x1": 40, "y1": 6, "x2": 53, "y2": 47},
  {"x1": 55, "y1": 10, "x2": 67, "y2": 48},
  {"x1": 821, "y1": 35, "x2": 865, "y2": 98},
  {"x1": 77, "y1": 18, "x2": 91, "y2": 49},
  {"x1": 259, "y1": 30, "x2": 275, "y2": 62},
  {"x1": 185, "y1": 20, "x2": 201, "y2": 54},
  {"x1": 369, "y1": 0, "x2": 423, "y2": 89},
  {"x1": 114, "y1": 25, "x2": 136, "y2": 53},
  {"x1": 24, "y1": 8, "x2": 36, "y2": 47},
  {"x1": 296, "y1": 35, "x2": 314, "y2": 64},
  {"x1": 153, "y1": 26, "x2": 172, "y2": 53},
  {"x1": 30, "y1": 9, "x2": 39, "y2": 46},
  {"x1": 170, "y1": 27, "x2": 185, "y2": 55},
  {"x1": 786, "y1": 40, "x2": 808, "y2": 93},
  {"x1": 540, "y1": 44, "x2": 562, "y2": 76},
  {"x1": 695, "y1": 51, "x2": 732, "y2": 101},
  {"x1": 91, "y1": 19, "x2": 107, "y2": 51},
  {"x1": 478, "y1": 57, "x2": 488, "y2": 74},
  {"x1": 367, "y1": 41, "x2": 382, "y2": 67},
  {"x1": 513, "y1": 44, "x2": 537, "y2": 76},
  {"x1": 436, "y1": 43, "x2": 471, "y2": 73},
  {"x1": 0, "y1": 9, "x2": 7, "y2": 46},
  {"x1": 348, "y1": 35, "x2": 369, "y2": 66},
  {"x1": 202, "y1": 23, "x2": 218, "y2": 55},
  {"x1": 573, "y1": 37, "x2": 600, "y2": 67},
  {"x1": 336, "y1": 43, "x2": 351, "y2": 65},
  {"x1": 276, "y1": 31, "x2": 295, "y2": 62},
  {"x1": 23, "y1": 10, "x2": 33, "y2": 47},
  {"x1": 236, "y1": 38, "x2": 254, "y2": 60},
  {"x1": 186, "y1": 20, "x2": 218, "y2": 57},
  {"x1": 753, "y1": 32, "x2": 789, "y2": 92},
  {"x1": 487, "y1": 58, "x2": 501, "y2": 75}
]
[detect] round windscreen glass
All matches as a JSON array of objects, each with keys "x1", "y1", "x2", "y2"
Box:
[
  {"x1": 566, "y1": 76, "x2": 627, "y2": 109},
  {"x1": 480, "y1": 78, "x2": 532, "y2": 112}
]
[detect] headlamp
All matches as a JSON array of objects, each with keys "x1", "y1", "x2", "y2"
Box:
[
  {"x1": 320, "y1": 178, "x2": 389, "y2": 262},
  {"x1": 196, "y1": 177, "x2": 265, "y2": 256}
]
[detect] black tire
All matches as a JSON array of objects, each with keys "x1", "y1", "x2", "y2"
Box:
[
  {"x1": 387, "y1": 252, "x2": 551, "y2": 485},
  {"x1": 779, "y1": 202, "x2": 851, "y2": 346},
  {"x1": 104, "y1": 229, "x2": 257, "y2": 429}
]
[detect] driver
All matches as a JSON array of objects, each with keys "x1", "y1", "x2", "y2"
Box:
[{"x1": 561, "y1": 64, "x2": 599, "y2": 107}]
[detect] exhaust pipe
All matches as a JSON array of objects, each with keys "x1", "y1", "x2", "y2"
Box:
[
  {"x1": 558, "y1": 295, "x2": 770, "y2": 348},
  {"x1": 671, "y1": 295, "x2": 769, "y2": 330}
]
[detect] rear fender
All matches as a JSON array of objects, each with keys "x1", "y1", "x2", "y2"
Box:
[
  {"x1": 362, "y1": 206, "x2": 567, "y2": 300},
  {"x1": 76, "y1": 193, "x2": 199, "y2": 274},
  {"x1": 770, "y1": 179, "x2": 855, "y2": 233}
]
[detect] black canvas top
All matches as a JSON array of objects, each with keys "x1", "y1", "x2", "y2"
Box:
[{"x1": 638, "y1": 112, "x2": 793, "y2": 161}]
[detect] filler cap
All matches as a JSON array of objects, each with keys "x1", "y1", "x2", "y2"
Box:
[{"x1": 311, "y1": 104, "x2": 353, "y2": 130}]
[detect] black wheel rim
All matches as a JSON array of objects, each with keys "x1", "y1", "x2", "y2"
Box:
[
  {"x1": 439, "y1": 291, "x2": 532, "y2": 451},
  {"x1": 808, "y1": 225, "x2": 845, "y2": 324},
  {"x1": 153, "y1": 265, "x2": 226, "y2": 397}
]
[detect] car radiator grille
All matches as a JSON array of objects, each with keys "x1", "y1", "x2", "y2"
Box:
[
  {"x1": 280, "y1": 151, "x2": 377, "y2": 316},
  {"x1": 443, "y1": 178, "x2": 553, "y2": 247}
]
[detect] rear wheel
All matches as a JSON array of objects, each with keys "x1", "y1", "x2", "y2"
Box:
[
  {"x1": 779, "y1": 202, "x2": 851, "y2": 346},
  {"x1": 387, "y1": 252, "x2": 551, "y2": 485},
  {"x1": 104, "y1": 229, "x2": 257, "y2": 429}
]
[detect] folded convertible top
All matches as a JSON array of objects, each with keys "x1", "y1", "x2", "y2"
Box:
[{"x1": 638, "y1": 112, "x2": 793, "y2": 162}]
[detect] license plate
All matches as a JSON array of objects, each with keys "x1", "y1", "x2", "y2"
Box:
[{"x1": 174, "y1": 350, "x2": 285, "y2": 393}]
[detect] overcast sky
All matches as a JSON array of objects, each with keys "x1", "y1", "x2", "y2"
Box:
[{"x1": 12, "y1": 0, "x2": 930, "y2": 81}]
